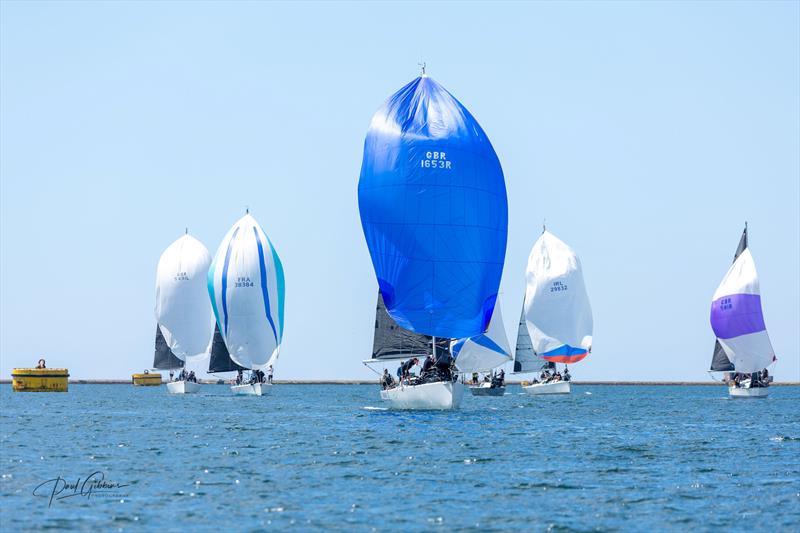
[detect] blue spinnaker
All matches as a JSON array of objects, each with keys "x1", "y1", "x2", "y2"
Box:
[{"x1": 358, "y1": 75, "x2": 508, "y2": 339}]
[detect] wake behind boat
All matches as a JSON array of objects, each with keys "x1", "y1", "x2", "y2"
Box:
[
  {"x1": 709, "y1": 224, "x2": 776, "y2": 399},
  {"x1": 512, "y1": 228, "x2": 593, "y2": 396}
]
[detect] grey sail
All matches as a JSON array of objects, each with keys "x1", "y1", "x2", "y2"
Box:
[
  {"x1": 207, "y1": 323, "x2": 246, "y2": 373},
  {"x1": 709, "y1": 224, "x2": 748, "y2": 372},
  {"x1": 371, "y1": 292, "x2": 434, "y2": 360},
  {"x1": 710, "y1": 340, "x2": 735, "y2": 372},
  {"x1": 153, "y1": 325, "x2": 184, "y2": 370},
  {"x1": 513, "y1": 306, "x2": 538, "y2": 373}
]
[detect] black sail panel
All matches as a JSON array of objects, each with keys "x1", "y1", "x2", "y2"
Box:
[
  {"x1": 153, "y1": 325, "x2": 184, "y2": 369},
  {"x1": 734, "y1": 225, "x2": 748, "y2": 261},
  {"x1": 710, "y1": 340, "x2": 735, "y2": 372},
  {"x1": 208, "y1": 323, "x2": 246, "y2": 373},
  {"x1": 372, "y1": 292, "x2": 433, "y2": 360}
]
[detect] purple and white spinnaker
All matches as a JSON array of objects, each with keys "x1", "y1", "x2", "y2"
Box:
[{"x1": 709, "y1": 226, "x2": 775, "y2": 374}]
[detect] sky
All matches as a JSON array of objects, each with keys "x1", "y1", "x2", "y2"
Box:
[{"x1": 1, "y1": 1, "x2": 798, "y2": 382}]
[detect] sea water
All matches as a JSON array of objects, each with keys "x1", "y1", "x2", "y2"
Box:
[{"x1": 1, "y1": 384, "x2": 798, "y2": 532}]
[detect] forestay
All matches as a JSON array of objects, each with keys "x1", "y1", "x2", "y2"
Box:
[
  {"x1": 358, "y1": 74, "x2": 508, "y2": 339},
  {"x1": 523, "y1": 231, "x2": 593, "y2": 364},
  {"x1": 710, "y1": 227, "x2": 774, "y2": 374},
  {"x1": 208, "y1": 214, "x2": 285, "y2": 370},
  {"x1": 155, "y1": 234, "x2": 215, "y2": 360},
  {"x1": 452, "y1": 304, "x2": 512, "y2": 373}
]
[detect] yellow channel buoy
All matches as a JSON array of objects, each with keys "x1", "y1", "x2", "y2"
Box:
[{"x1": 11, "y1": 368, "x2": 69, "y2": 392}]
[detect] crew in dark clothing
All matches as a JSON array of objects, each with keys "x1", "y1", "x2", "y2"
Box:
[
  {"x1": 434, "y1": 351, "x2": 453, "y2": 381},
  {"x1": 236, "y1": 369, "x2": 244, "y2": 385},
  {"x1": 421, "y1": 355, "x2": 435, "y2": 375},
  {"x1": 399, "y1": 358, "x2": 418, "y2": 380},
  {"x1": 381, "y1": 369, "x2": 395, "y2": 390},
  {"x1": 563, "y1": 366, "x2": 571, "y2": 382}
]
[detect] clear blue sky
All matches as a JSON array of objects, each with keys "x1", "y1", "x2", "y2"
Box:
[{"x1": 1, "y1": 1, "x2": 798, "y2": 381}]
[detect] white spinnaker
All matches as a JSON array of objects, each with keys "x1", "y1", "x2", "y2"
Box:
[
  {"x1": 524, "y1": 231, "x2": 593, "y2": 358},
  {"x1": 209, "y1": 214, "x2": 285, "y2": 370},
  {"x1": 155, "y1": 234, "x2": 215, "y2": 361},
  {"x1": 711, "y1": 249, "x2": 774, "y2": 373},
  {"x1": 453, "y1": 304, "x2": 512, "y2": 373}
]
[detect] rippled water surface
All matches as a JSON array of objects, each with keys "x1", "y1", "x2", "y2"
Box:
[{"x1": 1, "y1": 384, "x2": 799, "y2": 531}]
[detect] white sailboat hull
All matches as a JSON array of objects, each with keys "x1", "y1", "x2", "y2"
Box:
[
  {"x1": 729, "y1": 384, "x2": 769, "y2": 398},
  {"x1": 231, "y1": 383, "x2": 271, "y2": 396},
  {"x1": 469, "y1": 382, "x2": 505, "y2": 396},
  {"x1": 166, "y1": 380, "x2": 201, "y2": 394},
  {"x1": 380, "y1": 381, "x2": 464, "y2": 410},
  {"x1": 522, "y1": 381, "x2": 571, "y2": 395}
]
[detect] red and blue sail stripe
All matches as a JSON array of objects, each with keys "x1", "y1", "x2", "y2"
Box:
[{"x1": 541, "y1": 345, "x2": 588, "y2": 364}]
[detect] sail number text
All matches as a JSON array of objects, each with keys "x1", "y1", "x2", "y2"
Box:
[
  {"x1": 174, "y1": 272, "x2": 189, "y2": 281},
  {"x1": 420, "y1": 151, "x2": 452, "y2": 169},
  {"x1": 718, "y1": 297, "x2": 733, "y2": 311},
  {"x1": 235, "y1": 277, "x2": 254, "y2": 288},
  {"x1": 550, "y1": 281, "x2": 568, "y2": 292}
]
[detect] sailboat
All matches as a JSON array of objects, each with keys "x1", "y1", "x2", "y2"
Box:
[
  {"x1": 154, "y1": 231, "x2": 215, "y2": 394},
  {"x1": 358, "y1": 69, "x2": 508, "y2": 409},
  {"x1": 710, "y1": 224, "x2": 776, "y2": 398},
  {"x1": 363, "y1": 293, "x2": 460, "y2": 409},
  {"x1": 452, "y1": 304, "x2": 512, "y2": 396},
  {"x1": 513, "y1": 228, "x2": 593, "y2": 395},
  {"x1": 208, "y1": 212, "x2": 285, "y2": 396}
]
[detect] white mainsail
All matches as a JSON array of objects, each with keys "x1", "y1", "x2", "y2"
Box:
[
  {"x1": 155, "y1": 233, "x2": 215, "y2": 361},
  {"x1": 710, "y1": 238, "x2": 774, "y2": 373},
  {"x1": 208, "y1": 213, "x2": 285, "y2": 370},
  {"x1": 452, "y1": 304, "x2": 512, "y2": 373},
  {"x1": 523, "y1": 230, "x2": 593, "y2": 364}
]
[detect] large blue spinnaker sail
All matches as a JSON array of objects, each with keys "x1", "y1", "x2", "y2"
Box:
[{"x1": 358, "y1": 75, "x2": 508, "y2": 339}]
